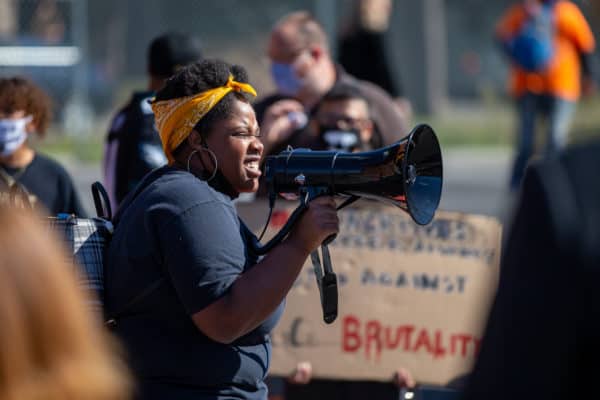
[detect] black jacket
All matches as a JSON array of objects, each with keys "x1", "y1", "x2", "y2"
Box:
[{"x1": 463, "y1": 139, "x2": 600, "y2": 399}]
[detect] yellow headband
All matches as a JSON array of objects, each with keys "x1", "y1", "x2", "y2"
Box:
[{"x1": 151, "y1": 75, "x2": 257, "y2": 163}]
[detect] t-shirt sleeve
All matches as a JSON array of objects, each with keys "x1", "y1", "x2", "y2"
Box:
[
  {"x1": 159, "y1": 200, "x2": 246, "y2": 315},
  {"x1": 560, "y1": 2, "x2": 595, "y2": 54}
]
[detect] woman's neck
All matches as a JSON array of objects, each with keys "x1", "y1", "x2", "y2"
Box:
[
  {"x1": 0, "y1": 145, "x2": 34, "y2": 168},
  {"x1": 170, "y1": 160, "x2": 239, "y2": 199},
  {"x1": 209, "y1": 171, "x2": 239, "y2": 200}
]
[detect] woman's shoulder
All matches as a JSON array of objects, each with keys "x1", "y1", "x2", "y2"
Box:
[
  {"x1": 145, "y1": 168, "x2": 235, "y2": 215},
  {"x1": 115, "y1": 167, "x2": 237, "y2": 230}
]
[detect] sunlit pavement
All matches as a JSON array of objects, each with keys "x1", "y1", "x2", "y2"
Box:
[
  {"x1": 438, "y1": 147, "x2": 513, "y2": 222},
  {"x1": 64, "y1": 146, "x2": 514, "y2": 222}
]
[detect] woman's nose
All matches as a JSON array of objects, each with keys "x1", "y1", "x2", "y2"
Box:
[{"x1": 251, "y1": 136, "x2": 264, "y2": 153}]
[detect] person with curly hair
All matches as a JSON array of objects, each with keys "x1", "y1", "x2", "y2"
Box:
[
  {"x1": 0, "y1": 206, "x2": 131, "y2": 400},
  {"x1": 0, "y1": 76, "x2": 85, "y2": 215},
  {"x1": 104, "y1": 59, "x2": 339, "y2": 399}
]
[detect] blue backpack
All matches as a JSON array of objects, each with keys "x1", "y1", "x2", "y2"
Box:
[{"x1": 507, "y1": 3, "x2": 555, "y2": 72}]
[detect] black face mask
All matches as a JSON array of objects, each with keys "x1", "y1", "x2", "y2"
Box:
[{"x1": 318, "y1": 126, "x2": 361, "y2": 152}]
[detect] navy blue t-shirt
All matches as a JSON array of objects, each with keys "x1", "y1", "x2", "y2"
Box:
[{"x1": 105, "y1": 166, "x2": 284, "y2": 400}]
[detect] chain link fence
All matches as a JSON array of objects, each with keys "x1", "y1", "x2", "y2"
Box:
[{"x1": 1, "y1": 0, "x2": 599, "y2": 135}]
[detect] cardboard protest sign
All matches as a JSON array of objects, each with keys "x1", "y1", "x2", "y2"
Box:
[{"x1": 236, "y1": 201, "x2": 502, "y2": 385}]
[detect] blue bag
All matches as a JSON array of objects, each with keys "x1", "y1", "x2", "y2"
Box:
[{"x1": 507, "y1": 3, "x2": 555, "y2": 72}]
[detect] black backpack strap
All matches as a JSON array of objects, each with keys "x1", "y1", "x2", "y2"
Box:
[{"x1": 91, "y1": 181, "x2": 112, "y2": 220}]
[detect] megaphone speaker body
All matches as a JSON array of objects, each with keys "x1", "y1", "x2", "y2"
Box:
[{"x1": 264, "y1": 124, "x2": 443, "y2": 225}]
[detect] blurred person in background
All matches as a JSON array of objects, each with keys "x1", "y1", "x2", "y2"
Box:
[
  {"x1": 307, "y1": 82, "x2": 376, "y2": 152},
  {"x1": 338, "y1": 0, "x2": 412, "y2": 120},
  {"x1": 256, "y1": 11, "x2": 408, "y2": 160},
  {"x1": 255, "y1": 82, "x2": 375, "y2": 196},
  {"x1": 104, "y1": 59, "x2": 339, "y2": 400},
  {"x1": 28, "y1": 0, "x2": 66, "y2": 45},
  {"x1": 463, "y1": 137, "x2": 600, "y2": 399},
  {"x1": 495, "y1": 0, "x2": 595, "y2": 191},
  {"x1": 262, "y1": 81, "x2": 375, "y2": 154},
  {"x1": 0, "y1": 76, "x2": 85, "y2": 215},
  {"x1": 0, "y1": 206, "x2": 131, "y2": 400},
  {"x1": 103, "y1": 32, "x2": 203, "y2": 210}
]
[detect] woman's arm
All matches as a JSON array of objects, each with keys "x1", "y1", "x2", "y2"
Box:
[{"x1": 192, "y1": 196, "x2": 338, "y2": 344}]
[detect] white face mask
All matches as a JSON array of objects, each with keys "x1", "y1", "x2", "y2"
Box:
[{"x1": 0, "y1": 116, "x2": 32, "y2": 157}]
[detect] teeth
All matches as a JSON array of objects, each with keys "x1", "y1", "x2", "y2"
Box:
[{"x1": 246, "y1": 161, "x2": 259, "y2": 170}]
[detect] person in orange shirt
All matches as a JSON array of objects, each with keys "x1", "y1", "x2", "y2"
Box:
[{"x1": 495, "y1": 0, "x2": 595, "y2": 191}]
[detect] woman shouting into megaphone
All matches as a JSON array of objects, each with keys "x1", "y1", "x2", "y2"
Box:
[{"x1": 104, "y1": 59, "x2": 339, "y2": 400}]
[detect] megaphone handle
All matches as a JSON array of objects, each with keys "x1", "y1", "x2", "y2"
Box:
[
  {"x1": 311, "y1": 244, "x2": 338, "y2": 324},
  {"x1": 320, "y1": 270, "x2": 338, "y2": 324}
]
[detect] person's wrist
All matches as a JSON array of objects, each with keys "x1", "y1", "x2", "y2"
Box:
[{"x1": 284, "y1": 234, "x2": 314, "y2": 258}]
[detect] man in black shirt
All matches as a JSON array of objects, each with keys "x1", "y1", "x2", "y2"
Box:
[{"x1": 103, "y1": 32, "x2": 202, "y2": 209}]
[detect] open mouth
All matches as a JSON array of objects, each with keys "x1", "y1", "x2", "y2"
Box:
[{"x1": 244, "y1": 157, "x2": 261, "y2": 177}]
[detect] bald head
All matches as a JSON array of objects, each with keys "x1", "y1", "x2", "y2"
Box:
[
  {"x1": 268, "y1": 11, "x2": 337, "y2": 107},
  {"x1": 269, "y1": 11, "x2": 329, "y2": 62},
  {"x1": 273, "y1": 11, "x2": 329, "y2": 50}
]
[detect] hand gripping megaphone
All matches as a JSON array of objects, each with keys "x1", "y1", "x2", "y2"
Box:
[{"x1": 246, "y1": 124, "x2": 443, "y2": 323}]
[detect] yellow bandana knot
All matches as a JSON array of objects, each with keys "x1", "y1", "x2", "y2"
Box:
[{"x1": 151, "y1": 75, "x2": 257, "y2": 163}]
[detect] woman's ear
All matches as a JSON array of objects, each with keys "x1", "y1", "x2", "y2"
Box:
[{"x1": 186, "y1": 130, "x2": 204, "y2": 149}]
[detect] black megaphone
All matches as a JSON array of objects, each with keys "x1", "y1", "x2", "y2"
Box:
[
  {"x1": 247, "y1": 124, "x2": 443, "y2": 324},
  {"x1": 265, "y1": 123, "x2": 443, "y2": 225}
]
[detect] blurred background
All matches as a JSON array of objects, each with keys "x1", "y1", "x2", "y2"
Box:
[{"x1": 1, "y1": 0, "x2": 599, "y2": 216}]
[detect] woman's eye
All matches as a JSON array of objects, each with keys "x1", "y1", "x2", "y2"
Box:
[{"x1": 232, "y1": 132, "x2": 261, "y2": 138}]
